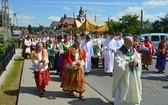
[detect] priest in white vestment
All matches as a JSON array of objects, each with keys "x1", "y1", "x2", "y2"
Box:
[
  {"x1": 104, "y1": 34, "x2": 115, "y2": 76},
  {"x1": 81, "y1": 35, "x2": 94, "y2": 75},
  {"x1": 115, "y1": 33, "x2": 124, "y2": 50},
  {"x1": 112, "y1": 36, "x2": 142, "y2": 105}
]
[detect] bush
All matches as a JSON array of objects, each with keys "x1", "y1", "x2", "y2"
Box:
[
  {"x1": 7, "y1": 38, "x2": 20, "y2": 48},
  {"x1": 0, "y1": 42, "x2": 9, "y2": 56},
  {"x1": 0, "y1": 29, "x2": 19, "y2": 56},
  {"x1": 0, "y1": 38, "x2": 19, "y2": 57}
]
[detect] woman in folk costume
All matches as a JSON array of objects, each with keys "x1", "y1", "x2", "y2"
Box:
[
  {"x1": 31, "y1": 36, "x2": 38, "y2": 51},
  {"x1": 133, "y1": 35, "x2": 141, "y2": 53},
  {"x1": 31, "y1": 42, "x2": 50, "y2": 98},
  {"x1": 113, "y1": 36, "x2": 142, "y2": 105},
  {"x1": 23, "y1": 35, "x2": 32, "y2": 59},
  {"x1": 60, "y1": 34, "x2": 71, "y2": 79},
  {"x1": 155, "y1": 36, "x2": 168, "y2": 73},
  {"x1": 53, "y1": 35, "x2": 64, "y2": 75},
  {"x1": 47, "y1": 38, "x2": 55, "y2": 70},
  {"x1": 61, "y1": 38, "x2": 86, "y2": 101},
  {"x1": 141, "y1": 36, "x2": 155, "y2": 70}
]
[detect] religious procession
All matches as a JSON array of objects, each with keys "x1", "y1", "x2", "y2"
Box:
[
  {"x1": 16, "y1": 7, "x2": 168, "y2": 105},
  {"x1": 18, "y1": 7, "x2": 168, "y2": 105},
  {"x1": 1, "y1": 1, "x2": 168, "y2": 104},
  {"x1": 20, "y1": 27, "x2": 168, "y2": 105}
]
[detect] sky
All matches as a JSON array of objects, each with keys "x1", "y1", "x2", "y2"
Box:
[{"x1": 7, "y1": 0, "x2": 168, "y2": 27}]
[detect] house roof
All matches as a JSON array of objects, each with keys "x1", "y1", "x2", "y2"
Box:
[
  {"x1": 50, "y1": 21, "x2": 59, "y2": 27},
  {"x1": 60, "y1": 18, "x2": 75, "y2": 25}
]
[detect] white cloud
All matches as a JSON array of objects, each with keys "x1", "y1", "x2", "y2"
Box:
[
  {"x1": 48, "y1": 16, "x2": 60, "y2": 21},
  {"x1": 109, "y1": 6, "x2": 166, "y2": 22},
  {"x1": 86, "y1": 14, "x2": 108, "y2": 24},
  {"x1": 117, "y1": 7, "x2": 143, "y2": 18},
  {"x1": 62, "y1": 6, "x2": 72, "y2": 11},
  {"x1": 9, "y1": 10, "x2": 37, "y2": 26},
  {"x1": 143, "y1": 0, "x2": 168, "y2": 6},
  {"x1": 143, "y1": 13, "x2": 166, "y2": 21},
  {"x1": 17, "y1": 14, "x2": 36, "y2": 26}
]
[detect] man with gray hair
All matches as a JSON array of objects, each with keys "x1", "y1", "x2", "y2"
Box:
[{"x1": 112, "y1": 36, "x2": 142, "y2": 105}]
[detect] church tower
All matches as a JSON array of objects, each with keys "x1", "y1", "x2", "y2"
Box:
[{"x1": 77, "y1": 7, "x2": 85, "y2": 23}]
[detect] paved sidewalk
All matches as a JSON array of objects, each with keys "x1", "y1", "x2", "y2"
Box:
[{"x1": 17, "y1": 59, "x2": 112, "y2": 105}]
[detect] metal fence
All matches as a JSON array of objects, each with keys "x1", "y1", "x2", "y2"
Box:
[{"x1": 0, "y1": 45, "x2": 15, "y2": 76}]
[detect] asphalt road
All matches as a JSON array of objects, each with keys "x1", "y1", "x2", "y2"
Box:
[{"x1": 85, "y1": 59, "x2": 168, "y2": 105}]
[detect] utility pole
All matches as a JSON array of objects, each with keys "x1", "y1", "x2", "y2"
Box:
[
  {"x1": 1, "y1": 0, "x2": 11, "y2": 41},
  {"x1": 140, "y1": 10, "x2": 143, "y2": 34},
  {"x1": 108, "y1": 15, "x2": 110, "y2": 22},
  {"x1": 94, "y1": 14, "x2": 96, "y2": 23},
  {"x1": 73, "y1": 12, "x2": 75, "y2": 19}
]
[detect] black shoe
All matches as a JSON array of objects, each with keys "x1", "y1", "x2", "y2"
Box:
[
  {"x1": 157, "y1": 71, "x2": 162, "y2": 74},
  {"x1": 85, "y1": 73, "x2": 89, "y2": 76},
  {"x1": 161, "y1": 71, "x2": 165, "y2": 73},
  {"x1": 39, "y1": 93, "x2": 44, "y2": 98},
  {"x1": 146, "y1": 68, "x2": 149, "y2": 71},
  {"x1": 108, "y1": 73, "x2": 113, "y2": 77},
  {"x1": 142, "y1": 65, "x2": 145, "y2": 69}
]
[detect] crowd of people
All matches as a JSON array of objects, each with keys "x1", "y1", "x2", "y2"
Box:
[{"x1": 20, "y1": 32, "x2": 168, "y2": 105}]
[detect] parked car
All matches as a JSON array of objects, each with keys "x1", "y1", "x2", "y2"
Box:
[
  {"x1": 138, "y1": 33, "x2": 168, "y2": 50},
  {"x1": 12, "y1": 30, "x2": 22, "y2": 39}
]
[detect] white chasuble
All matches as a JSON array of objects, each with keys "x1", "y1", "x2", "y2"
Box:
[{"x1": 112, "y1": 49, "x2": 142, "y2": 105}]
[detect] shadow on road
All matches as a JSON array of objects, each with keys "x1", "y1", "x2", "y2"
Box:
[
  {"x1": 50, "y1": 76, "x2": 62, "y2": 82},
  {"x1": 18, "y1": 86, "x2": 77, "y2": 99},
  {"x1": 141, "y1": 75, "x2": 168, "y2": 82},
  {"x1": 162, "y1": 86, "x2": 168, "y2": 89},
  {"x1": 89, "y1": 69, "x2": 108, "y2": 76},
  {"x1": 68, "y1": 98, "x2": 113, "y2": 105}
]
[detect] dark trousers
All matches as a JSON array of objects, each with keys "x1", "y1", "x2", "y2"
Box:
[{"x1": 91, "y1": 57, "x2": 99, "y2": 68}]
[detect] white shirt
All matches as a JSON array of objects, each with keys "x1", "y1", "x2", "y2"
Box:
[{"x1": 32, "y1": 51, "x2": 49, "y2": 71}]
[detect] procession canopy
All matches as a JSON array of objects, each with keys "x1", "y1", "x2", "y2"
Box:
[{"x1": 76, "y1": 19, "x2": 108, "y2": 33}]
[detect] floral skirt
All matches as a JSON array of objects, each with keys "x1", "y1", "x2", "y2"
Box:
[{"x1": 60, "y1": 67, "x2": 85, "y2": 93}]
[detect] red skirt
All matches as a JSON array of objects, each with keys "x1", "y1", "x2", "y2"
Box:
[{"x1": 34, "y1": 69, "x2": 50, "y2": 90}]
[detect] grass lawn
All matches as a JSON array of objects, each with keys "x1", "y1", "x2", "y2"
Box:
[{"x1": 0, "y1": 56, "x2": 23, "y2": 105}]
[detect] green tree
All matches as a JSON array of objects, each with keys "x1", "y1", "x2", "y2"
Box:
[
  {"x1": 119, "y1": 14, "x2": 140, "y2": 34},
  {"x1": 0, "y1": 29, "x2": 4, "y2": 43},
  {"x1": 152, "y1": 20, "x2": 162, "y2": 33},
  {"x1": 142, "y1": 20, "x2": 153, "y2": 34},
  {"x1": 151, "y1": 13, "x2": 168, "y2": 33},
  {"x1": 27, "y1": 25, "x2": 32, "y2": 34},
  {"x1": 31, "y1": 27, "x2": 39, "y2": 34},
  {"x1": 160, "y1": 13, "x2": 168, "y2": 33},
  {"x1": 38, "y1": 25, "x2": 44, "y2": 32},
  {"x1": 107, "y1": 20, "x2": 121, "y2": 34}
]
